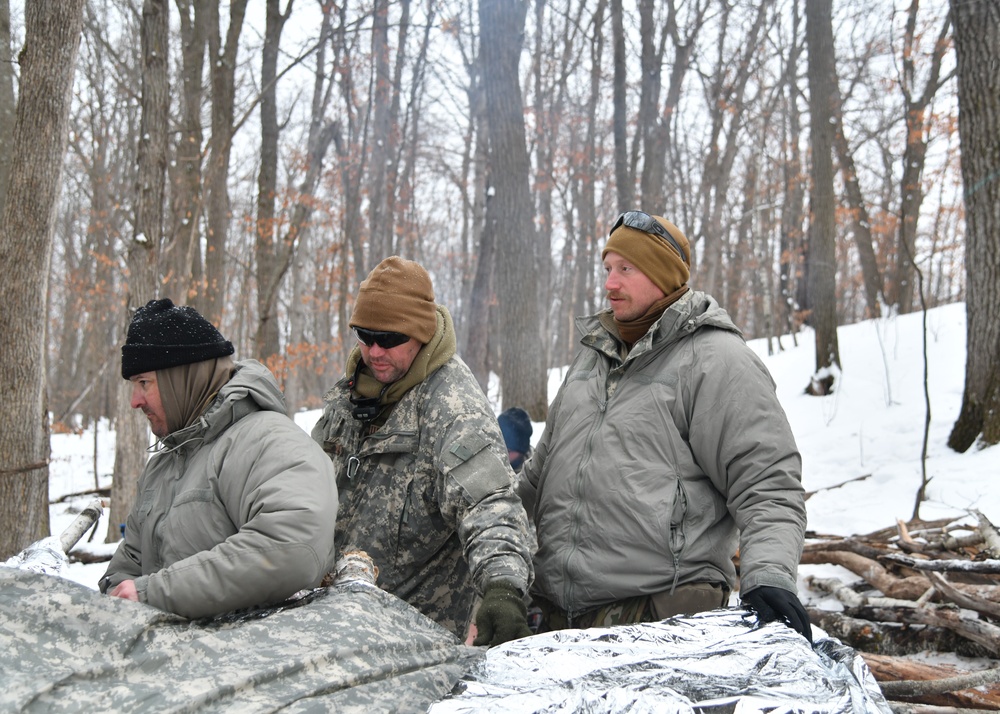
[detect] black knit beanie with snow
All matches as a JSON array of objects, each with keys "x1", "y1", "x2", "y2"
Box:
[{"x1": 121, "y1": 298, "x2": 234, "y2": 379}]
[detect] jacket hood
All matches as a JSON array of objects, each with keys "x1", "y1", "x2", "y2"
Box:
[
  {"x1": 578, "y1": 290, "x2": 743, "y2": 358},
  {"x1": 162, "y1": 360, "x2": 286, "y2": 447}
]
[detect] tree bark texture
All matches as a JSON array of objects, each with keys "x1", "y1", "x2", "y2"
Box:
[
  {"x1": 610, "y1": 0, "x2": 631, "y2": 212},
  {"x1": 948, "y1": 0, "x2": 1000, "y2": 451},
  {"x1": 833, "y1": 99, "x2": 884, "y2": 319},
  {"x1": 0, "y1": 0, "x2": 84, "y2": 559},
  {"x1": 894, "y1": 5, "x2": 951, "y2": 315},
  {"x1": 778, "y1": 1, "x2": 805, "y2": 344},
  {"x1": 107, "y1": 0, "x2": 170, "y2": 542},
  {"x1": 164, "y1": 0, "x2": 207, "y2": 303},
  {"x1": 202, "y1": 0, "x2": 247, "y2": 325},
  {"x1": 0, "y1": 0, "x2": 14, "y2": 213},
  {"x1": 254, "y1": 0, "x2": 289, "y2": 365},
  {"x1": 459, "y1": 49, "x2": 492, "y2": 392},
  {"x1": 479, "y1": 0, "x2": 547, "y2": 419},
  {"x1": 804, "y1": 0, "x2": 841, "y2": 389}
]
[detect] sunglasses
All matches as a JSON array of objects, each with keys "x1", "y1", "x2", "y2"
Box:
[
  {"x1": 611, "y1": 211, "x2": 688, "y2": 265},
  {"x1": 353, "y1": 326, "x2": 410, "y2": 350}
]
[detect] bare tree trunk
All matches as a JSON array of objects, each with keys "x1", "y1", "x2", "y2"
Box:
[
  {"x1": 804, "y1": 0, "x2": 841, "y2": 394},
  {"x1": 697, "y1": 1, "x2": 771, "y2": 301},
  {"x1": 0, "y1": 0, "x2": 14, "y2": 212},
  {"x1": 893, "y1": 3, "x2": 952, "y2": 315},
  {"x1": 201, "y1": 0, "x2": 247, "y2": 325},
  {"x1": 460, "y1": 50, "x2": 492, "y2": 391},
  {"x1": 479, "y1": 0, "x2": 546, "y2": 418},
  {"x1": 164, "y1": 0, "x2": 207, "y2": 303},
  {"x1": 565, "y1": 0, "x2": 606, "y2": 366},
  {"x1": 833, "y1": 103, "x2": 884, "y2": 319},
  {"x1": 948, "y1": 0, "x2": 1000, "y2": 451},
  {"x1": 254, "y1": 0, "x2": 290, "y2": 365},
  {"x1": 0, "y1": 0, "x2": 84, "y2": 559},
  {"x1": 778, "y1": 1, "x2": 805, "y2": 345},
  {"x1": 367, "y1": 0, "x2": 410, "y2": 261},
  {"x1": 108, "y1": 0, "x2": 170, "y2": 542},
  {"x1": 610, "y1": 0, "x2": 631, "y2": 212}
]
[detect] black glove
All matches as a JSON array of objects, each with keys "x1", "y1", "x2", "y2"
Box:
[
  {"x1": 473, "y1": 582, "x2": 532, "y2": 647},
  {"x1": 741, "y1": 586, "x2": 813, "y2": 644}
]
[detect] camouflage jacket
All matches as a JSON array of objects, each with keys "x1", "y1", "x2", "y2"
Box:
[
  {"x1": 520, "y1": 291, "x2": 806, "y2": 616},
  {"x1": 101, "y1": 360, "x2": 339, "y2": 618},
  {"x1": 312, "y1": 355, "x2": 532, "y2": 637}
]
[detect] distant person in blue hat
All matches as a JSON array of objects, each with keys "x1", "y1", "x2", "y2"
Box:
[{"x1": 498, "y1": 408, "x2": 533, "y2": 472}]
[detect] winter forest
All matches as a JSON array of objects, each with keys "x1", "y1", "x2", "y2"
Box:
[{"x1": 1, "y1": 0, "x2": 998, "y2": 561}]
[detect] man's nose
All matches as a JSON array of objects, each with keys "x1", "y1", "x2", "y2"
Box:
[{"x1": 129, "y1": 386, "x2": 144, "y2": 409}]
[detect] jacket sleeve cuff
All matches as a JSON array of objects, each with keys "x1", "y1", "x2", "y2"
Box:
[
  {"x1": 133, "y1": 575, "x2": 150, "y2": 604},
  {"x1": 739, "y1": 570, "x2": 798, "y2": 595}
]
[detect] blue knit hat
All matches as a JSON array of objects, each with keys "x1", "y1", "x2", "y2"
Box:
[{"x1": 498, "y1": 408, "x2": 532, "y2": 454}]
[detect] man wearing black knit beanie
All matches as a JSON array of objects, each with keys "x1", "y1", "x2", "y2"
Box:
[
  {"x1": 100, "y1": 299, "x2": 338, "y2": 619},
  {"x1": 518, "y1": 211, "x2": 813, "y2": 645}
]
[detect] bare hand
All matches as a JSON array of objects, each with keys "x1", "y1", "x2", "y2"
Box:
[{"x1": 109, "y1": 579, "x2": 139, "y2": 602}]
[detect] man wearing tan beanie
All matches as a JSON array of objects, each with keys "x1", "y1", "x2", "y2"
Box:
[
  {"x1": 518, "y1": 211, "x2": 813, "y2": 644},
  {"x1": 312, "y1": 256, "x2": 534, "y2": 647}
]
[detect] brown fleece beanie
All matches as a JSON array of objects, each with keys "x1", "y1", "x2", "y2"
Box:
[
  {"x1": 602, "y1": 215, "x2": 691, "y2": 295},
  {"x1": 350, "y1": 256, "x2": 437, "y2": 343}
]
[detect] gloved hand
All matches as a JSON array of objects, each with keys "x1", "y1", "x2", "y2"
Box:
[
  {"x1": 741, "y1": 585, "x2": 813, "y2": 644},
  {"x1": 473, "y1": 582, "x2": 532, "y2": 647}
]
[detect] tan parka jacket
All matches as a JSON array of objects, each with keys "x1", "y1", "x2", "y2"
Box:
[
  {"x1": 101, "y1": 360, "x2": 338, "y2": 618},
  {"x1": 519, "y1": 291, "x2": 806, "y2": 616}
]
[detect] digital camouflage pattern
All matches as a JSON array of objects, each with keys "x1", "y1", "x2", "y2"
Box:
[
  {"x1": 312, "y1": 355, "x2": 533, "y2": 638},
  {"x1": 0, "y1": 568, "x2": 481, "y2": 713}
]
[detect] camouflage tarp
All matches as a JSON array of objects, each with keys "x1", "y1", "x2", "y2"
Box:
[{"x1": 0, "y1": 567, "x2": 481, "y2": 713}]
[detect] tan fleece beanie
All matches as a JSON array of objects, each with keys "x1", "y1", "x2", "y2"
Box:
[
  {"x1": 602, "y1": 215, "x2": 691, "y2": 295},
  {"x1": 350, "y1": 256, "x2": 437, "y2": 344}
]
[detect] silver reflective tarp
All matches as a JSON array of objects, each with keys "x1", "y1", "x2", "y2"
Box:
[
  {"x1": 2, "y1": 535, "x2": 68, "y2": 575},
  {"x1": 431, "y1": 610, "x2": 892, "y2": 714}
]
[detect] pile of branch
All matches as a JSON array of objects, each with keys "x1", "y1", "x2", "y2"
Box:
[{"x1": 802, "y1": 509, "x2": 1000, "y2": 711}]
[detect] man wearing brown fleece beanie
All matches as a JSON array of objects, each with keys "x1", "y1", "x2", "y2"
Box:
[
  {"x1": 517, "y1": 211, "x2": 813, "y2": 645},
  {"x1": 311, "y1": 256, "x2": 534, "y2": 647}
]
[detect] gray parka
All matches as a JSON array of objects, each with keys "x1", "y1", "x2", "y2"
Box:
[
  {"x1": 101, "y1": 360, "x2": 338, "y2": 619},
  {"x1": 519, "y1": 291, "x2": 806, "y2": 616}
]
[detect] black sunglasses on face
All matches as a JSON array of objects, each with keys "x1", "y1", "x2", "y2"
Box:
[
  {"x1": 353, "y1": 326, "x2": 410, "y2": 350},
  {"x1": 611, "y1": 211, "x2": 688, "y2": 265}
]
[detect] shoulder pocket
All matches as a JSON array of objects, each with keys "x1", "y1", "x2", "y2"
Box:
[{"x1": 444, "y1": 431, "x2": 510, "y2": 503}]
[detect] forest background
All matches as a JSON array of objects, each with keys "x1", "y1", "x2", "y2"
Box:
[{"x1": 0, "y1": 0, "x2": 997, "y2": 560}]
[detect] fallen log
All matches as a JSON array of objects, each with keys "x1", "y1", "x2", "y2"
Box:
[
  {"x1": 888, "y1": 703, "x2": 999, "y2": 714},
  {"x1": 864, "y1": 654, "x2": 1000, "y2": 710},
  {"x1": 973, "y1": 510, "x2": 1000, "y2": 558},
  {"x1": 881, "y1": 554, "x2": 1000, "y2": 576},
  {"x1": 854, "y1": 606, "x2": 1000, "y2": 657},
  {"x1": 802, "y1": 550, "x2": 933, "y2": 599},
  {"x1": 807, "y1": 609, "x2": 995, "y2": 659},
  {"x1": 923, "y1": 571, "x2": 1000, "y2": 620}
]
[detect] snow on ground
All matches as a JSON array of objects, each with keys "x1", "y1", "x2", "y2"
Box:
[{"x1": 48, "y1": 302, "x2": 998, "y2": 616}]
